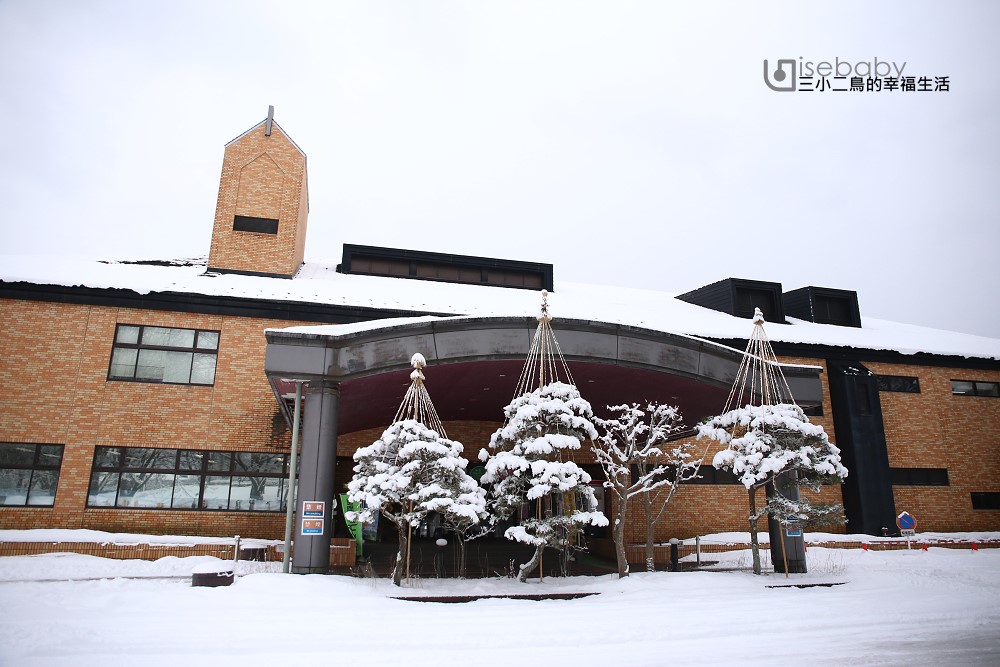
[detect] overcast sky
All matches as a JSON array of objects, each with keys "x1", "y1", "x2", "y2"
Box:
[{"x1": 2, "y1": 1, "x2": 998, "y2": 337}]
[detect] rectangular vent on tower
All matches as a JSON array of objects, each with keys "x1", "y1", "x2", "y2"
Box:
[{"x1": 233, "y1": 215, "x2": 279, "y2": 234}]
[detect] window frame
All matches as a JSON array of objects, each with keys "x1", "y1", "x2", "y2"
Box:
[
  {"x1": 87, "y1": 446, "x2": 288, "y2": 513},
  {"x1": 0, "y1": 443, "x2": 65, "y2": 507},
  {"x1": 950, "y1": 379, "x2": 1000, "y2": 397},
  {"x1": 971, "y1": 492, "x2": 1000, "y2": 510},
  {"x1": 107, "y1": 324, "x2": 220, "y2": 386},
  {"x1": 876, "y1": 375, "x2": 921, "y2": 393},
  {"x1": 889, "y1": 467, "x2": 949, "y2": 486}
]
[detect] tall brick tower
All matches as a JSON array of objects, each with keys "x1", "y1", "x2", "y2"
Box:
[{"x1": 207, "y1": 107, "x2": 309, "y2": 277}]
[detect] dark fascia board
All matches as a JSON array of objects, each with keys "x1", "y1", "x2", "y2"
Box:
[
  {"x1": 337, "y1": 243, "x2": 555, "y2": 291},
  {"x1": 0, "y1": 281, "x2": 448, "y2": 325},
  {"x1": 711, "y1": 337, "x2": 1000, "y2": 372},
  {"x1": 784, "y1": 286, "x2": 862, "y2": 328}
]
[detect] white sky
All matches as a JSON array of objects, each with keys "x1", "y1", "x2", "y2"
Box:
[{"x1": 1, "y1": 1, "x2": 998, "y2": 337}]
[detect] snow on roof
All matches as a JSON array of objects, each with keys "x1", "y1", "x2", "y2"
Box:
[{"x1": 2, "y1": 254, "x2": 999, "y2": 361}]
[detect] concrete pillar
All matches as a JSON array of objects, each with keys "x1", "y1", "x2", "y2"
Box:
[{"x1": 291, "y1": 380, "x2": 340, "y2": 574}]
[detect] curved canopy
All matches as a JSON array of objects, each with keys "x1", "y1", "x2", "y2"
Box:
[{"x1": 265, "y1": 315, "x2": 823, "y2": 434}]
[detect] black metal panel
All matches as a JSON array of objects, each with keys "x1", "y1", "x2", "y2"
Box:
[
  {"x1": 783, "y1": 286, "x2": 861, "y2": 327},
  {"x1": 826, "y1": 360, "x2": 897, "y2": 535},
  {"x1": 233, "y1": 215, "x2": 279, "y2": 234},
  {"x1": 676, "y1": 278, "x2": 786, "y2": 323},
  {"x1": 337, "y1": 244, "x2": 554, "y2": 291}
]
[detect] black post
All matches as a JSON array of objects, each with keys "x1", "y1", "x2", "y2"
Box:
[{"x1": 669, "y1": 538, "x2": 680, "y2": 572}]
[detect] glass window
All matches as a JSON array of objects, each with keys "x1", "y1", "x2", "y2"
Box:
[
  {"x1": 108, "y1": 324, "x2": 219, "y2": 386},
  {"x1": 0, "y1": 469, "x2": 32, "y2": 506},
  {"x1": 177, "y1": 450, "x2": 204, "y2": 472},
  {"x1": 952, "y1": 380, "x2": 1000, "y2": 397},
  {"x1": 116, "y1": 325, "x2": 140, "y2": 344},
  {"x1": 118, "y1": 473, "x2": 175, "y2": 508},
  {"x1": 233, "y1": 452, "x2": 284, "y2": 474},
  {"x1": 123, "y1": 448, "x2": 176, "y2": 470},
  {"x1": 975, "y1": 382, "x2": 1000, "y2": 398},
  {"x1": 202, "y1": 476, "x2": 231, "y2": 510},
  {"x1": 26, "y1": 470, "x2": 60, "y2": 505},
  {"x1": 0, "y1": 444, "x2": 35, "y2": 467},
  {"x1": 196, "y1": 332, "x2": 219, "y2": 350},
  {"x1": 950, "y1": 380, "x2": 975, "y2": 395},
  {"x1": 207, "y1": 452, "x2": 232, "y2": 471},
  {"x1": 171, "y1": 475, "x2": 202, "y2": 509},
  {"x1": 190, "y1": 354, "x2": 216, "y2": 385},
  {"x1": 93, "y1": 447, "x2": 121, "y2": 469},
  {"x1": 230, "y1": 476, "x2": 284, "y2": 512},
  {"x1": 87, "y1": 471, "x2": 120, "y2": 506},
  {"x1": 85, "y1": 447, "x2": 287, "y2": 513},
  {"x1": 0, "y1": 443, "x2": 64, "y2": 507}
]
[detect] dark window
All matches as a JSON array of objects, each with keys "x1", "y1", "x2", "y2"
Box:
[
  {"x1": 108, "y1": 325, "x2": 219, "y2": 385},
  {"x1": 890, "y1": 468, "x2": 949, "y2": 486},
  {"x1": 87, "y1": 446, "x2": 288, "y2": 512},
  {"x1": 735, "y1": 287, "x2": 779, "y2": 320},
  {"x1": 876, "y1": 375, "x2": 921, "y2": 393},
  {"x1": 971, "y1": 492, "x2": 1000, "y2": 510},
  {"x1": 813, "y1": 295, "x2": 851, "y2": 324},
  {"x1": 801, "y1": 403, "x2": 824, "y2": 417},
  {"x1": 0, "y1": 443, "x2": 64, "y2": 507},
  {"x1": 233, "y1": 215, "x2": 279, "y2": 234},
  {"x1": 951, "y1": 380, "x2": 1000, "y2": 397},
  {"x1": 350, "y1": 256, "x2": 410, "y2": 277},
  {"x1": 687, "y1": 467, "x2": 744, "y2": 485}
]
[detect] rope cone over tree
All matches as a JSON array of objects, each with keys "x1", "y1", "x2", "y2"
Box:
[
  {"x1": 697, "y1": 308, "x2": 848, "y2": 575},
  {"x1": 347, "y1": 353, "x2": 487, "y2": 586},
  {"x1": 479, "y1": 290, "x2": 609, "y2": 583}
]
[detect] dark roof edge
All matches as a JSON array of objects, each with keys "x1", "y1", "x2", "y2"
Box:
[
  {"x1": 710, "y1": 337, "x2": 1000, "y2": 372},
  {"x1": 0, "y1": 281, "x2": 446, "y2": 325}
]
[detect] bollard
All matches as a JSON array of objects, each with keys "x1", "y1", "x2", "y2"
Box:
[{"x1": 669, "y1": 538, "x2": 680, "y2": 572}]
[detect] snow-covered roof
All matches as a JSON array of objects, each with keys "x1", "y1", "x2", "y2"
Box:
[{"x1": 2, "y1": 254, "x2": 999, "y2": 361}]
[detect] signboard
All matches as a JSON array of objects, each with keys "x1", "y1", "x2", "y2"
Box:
[
  {"x1": 302, "y1": 501, "x2": 325, "y2": 518},
  {"x1": 785, "y1": 527, "x2": 802, "y2": 537},
  {"x1": 896, "y1": 512, "x2": 917, "y2": 531},
  {"x1": 896, "y1": 512, "x2": 917, "y2": 549},
  {"x1": 339, "y1": 493, "x2": 363, "y2": 557},
  {"x1": 301, "y1": 518, "x2": 324, "y2": 535}
]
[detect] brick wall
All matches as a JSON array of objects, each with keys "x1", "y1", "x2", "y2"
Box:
[
  {"x1": 2, "y1": 294, "x2": 996, "y2": 543},
  {"x1": 866, "y1": 362, "x2": 1000, "y2": 532},
  {"x1": 0, "y1": 298, "x2": 305, "y2": 538}
]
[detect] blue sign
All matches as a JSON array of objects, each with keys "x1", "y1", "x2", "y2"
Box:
[{"x1": 896, "y1": 512, "x2": 916, "y2": 531}]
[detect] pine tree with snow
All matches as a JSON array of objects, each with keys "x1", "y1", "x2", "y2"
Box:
[
  {"x1": 347, "y1": 354, "x2": 487, "y2": 586},
  {"x1": 480, "y1": 381, "x2": 608, "y2": 582},
  {"x1": 697, "y1": 309, "x2": 848, "y2": 575},
  {"x1": 593, "y1": 403, "x2": 700, "y2": 577},
  {"x1": 698, "y1": 402, "x2": 847, "y2": 574}
]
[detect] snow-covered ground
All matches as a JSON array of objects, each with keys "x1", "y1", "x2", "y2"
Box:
[{"x1": 1, "y1": 545, "x2": 997, "y2": 666}]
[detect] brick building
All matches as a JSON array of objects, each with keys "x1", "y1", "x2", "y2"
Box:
[{"x1": 1, "y1": 113, "x2": 998, "y2": 571}]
